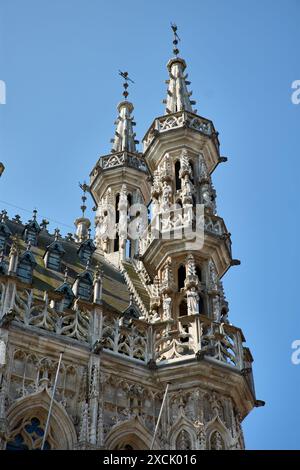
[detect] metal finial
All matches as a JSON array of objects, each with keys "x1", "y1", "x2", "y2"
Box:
[
  {"x1": 33, "y1": 209, "x2": 37, "y2": 220},
  {"x1": 54, "y1": 228, "x2": 60, "y2": 240},
  {"x1": 171, "y1": 23, "x2": 180, "y2": 56},
  {"x1": 79, "y1": 182, "x2": 88, "y2": 217},
  {"x1": 118, "y1": 70, "x2": 134, "y2": 100},
  {"x1": 40, "y1": 219, "x2": 49, "y2": 231}
]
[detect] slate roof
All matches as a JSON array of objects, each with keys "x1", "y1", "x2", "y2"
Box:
[{"x1": 0, "y1": 214, "x2": 130, "y2": 313}]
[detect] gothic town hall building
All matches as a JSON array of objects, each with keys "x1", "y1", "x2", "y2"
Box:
[{"x1": 0, "y1": 41, "x2": 261, "y2": 450}]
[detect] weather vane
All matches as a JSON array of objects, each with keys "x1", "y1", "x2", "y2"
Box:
[
  {"x1": 171, "y1": 23, "x2": 180, "y2": 56},
  {"x1": 79, "y1": 182, "x2": 88, "y2": 217},
  {"x1": 118, "y1": 70, "x2": 134, "y2": 100}
]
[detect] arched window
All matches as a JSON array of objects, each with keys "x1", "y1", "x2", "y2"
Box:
[
  {"x1": 189, "y1": 160, "x2": 194, "y2": 183},
  {"x1": 175, "y1": 161, "x2": 181, "y2": 191},
  {"x1": 114, "y1": 232, "x2": 119, "y2": 252},
  {"x1": 199, "y1": 295, "x2": 204, "y2": 314},
  {"x1": 6, "y1": 417, "x2": 52, "y2": 450},
  {"x1": 179, "y1": 299, "x2": 188, "y2": 317},
  {"x1": 115, "y1": 194, "x2": 120, "y2": 223},
  {"x1": 196, "y1": 265, "x2": 202, "y2": 282},
  {"x1": 178, "y1": 265, "x2": 186, "y2": 291}
]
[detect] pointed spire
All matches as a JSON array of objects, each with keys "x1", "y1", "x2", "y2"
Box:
[
  {"x1": 110, "y1": 71, "x2": 139, "y2": 153},
  {"x1": 164, "y1": 24, "x2": 196, "y2": 115}
]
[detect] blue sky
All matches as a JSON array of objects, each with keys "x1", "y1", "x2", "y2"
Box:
[{"x1": 1, "y1": 0, "x2": 300, "y2": 449}]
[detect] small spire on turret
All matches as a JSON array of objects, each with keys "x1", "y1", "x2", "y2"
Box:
[
  {"x1": 163, "y1": 24, "x2": 197, "y2": 115},
  {"x1": 54, "y1": 228, "x2": 60, "y2": 241},
  {"x1": 110, "y1": 71, "x2": 139, "y2": 153}
]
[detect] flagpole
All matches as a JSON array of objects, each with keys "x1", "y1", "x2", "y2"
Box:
[
  {"x1": 150, "y1": 383, "x2": 170, "y2": 450},
  {"x1": 41, "y1": 352, "x2": 63, "y2": 450}
]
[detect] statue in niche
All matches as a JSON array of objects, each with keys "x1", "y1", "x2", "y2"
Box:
[
  {"x1": 118, "y1": 184, "x2": 128, "y2": 210},
  {"x1": 162, "y1": 294, "x2": 172, "y2": 320},
  {"x1": 150, "y1": 308, "x2": 160, "y2": 323},
  {"x1": 176, "y1": 430, "x2": 191, "y2": 450},
  {"x1": 199, "y1": 153, "x2": 209, "y2": 179},
  {"x1": 201, "y1": 182, "x2": 214, "y2": 211},
  {"x1": 208, "y1": 259, "x2": 218, "y2": 291},
  {"x1": 212, "y1": 295, "x2": 221, "y2": 322},
  {"x1": 181, "y1": 175, "x2": 193, "y2": 205},
  {"x1": 162, "y1": 258, "x2": 174, "y2": 288},
  {"x1": 161, "y1": 181, "x2": 172, "y2": 211},
  {"x1": 187, "y1": 287, "x2": 199, "y2": 315},
  {"x1": 179, "y1": 150, "x2": 192, "y2": 178},
  {"x1": 0, "y1": 339, "x2": 6, "y2": 366},
  {"x1": 186, "y1": 254, "x2": 196, "y2": 276}
]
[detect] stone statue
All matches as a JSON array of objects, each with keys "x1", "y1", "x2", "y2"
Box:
[
  {"x1": 162, "y1": 294, "x2": 172, "y2": 320},
  {"x1": 199, "y1": 153, "x2": 208, "y2": 179},
  {"x1": 118, "y1": 184, "x2": 128, "y2": 210},
  {"x1": 179, "y1": 149, "x2": 192, "y2": 179},
  {"x1": 187, "y1": 287, "x2": 199, "y2": 315},
  {"x1": 208, "y1": 259, "x2": 218, "y2": 291},
  {"x1": 181, "y1": 175, "x2": 193, "y2": 205},
  {"x1": 161, "y1": 181, "x2": 172, "y2": 211},
  {"x1": 186, "y1": 254, "x2": 196, "y2": 276}
]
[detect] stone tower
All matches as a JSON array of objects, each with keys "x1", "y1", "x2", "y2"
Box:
[{"x1": 0, "y1": 30, "x2": 261, "y2": 451}]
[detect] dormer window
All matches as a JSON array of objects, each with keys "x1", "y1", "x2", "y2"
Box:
[
  {"x1": 78, "y1": 279, "x2": 92, "y2": 299},
  {"x1": 23, "y1": 210, "x2": 40, "y2": 246},
  {"x1": 24, "y1": 229, "x2": 37, "y2": 246},
  {"x1": 0, "y1": 211, "x2": 11, "y2": 251},
  {"x1": 77, "y1": 239, "x2": 96, "y2": 264},
  {"x1": 17, "y1": 261, "x2": 32, "y2": 283},
  {"x1": 0, "y1": 236, "x2": 6, "y2": 251},
  {"x1": 44, "y1": 231, "x2": 65, "y2": 272},
  {"x1": 17, "y1": 248, "x2": 36, "y2": 284},
  {"x1": 47, "y1": 251, "x2": 61, "y2": 271},
  {"x1": 72, "y1": 269, "x2": 93, "y2": 301}
]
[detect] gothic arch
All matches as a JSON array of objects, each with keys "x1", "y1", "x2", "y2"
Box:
[
  {"x1": 105, "y1": 416, "x2": 158, "y2": 450},
  {"x1": 205, "y1": 415, "x2": 231, "y2": 450},
  {"x1": 6, "y1": 388, "x2": 77, "y2": 450},
  {"x1": 168, "y1": 415, "x2": 197, "y2": 450}
]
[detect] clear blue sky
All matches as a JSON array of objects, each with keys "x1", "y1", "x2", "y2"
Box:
[{"x1": 1, "y1": 0, "x2": 300, "y2": 449}]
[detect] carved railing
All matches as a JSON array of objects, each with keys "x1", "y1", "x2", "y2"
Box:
[
  {"x1": 153, "y1": 315, "x2": 244, "y2": 370},
  {"x1": 100, "y1": 312, "x2": 150, "y2": 363},
  {"x1": 1, "y1": 284, "x2": 244, "y2": 371},
  {"x1": 90, "y1": 151, "x2": 148, "y2": 181},
  {"x1": 139, "y1": 208, "x2": 231, "y2": 256},
  {"x1": 9, "y1": 289, "x2": 90, "y2": 342},
  {"x1": 143, "y1": 111, "x2": 219, "y2": 152}
]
